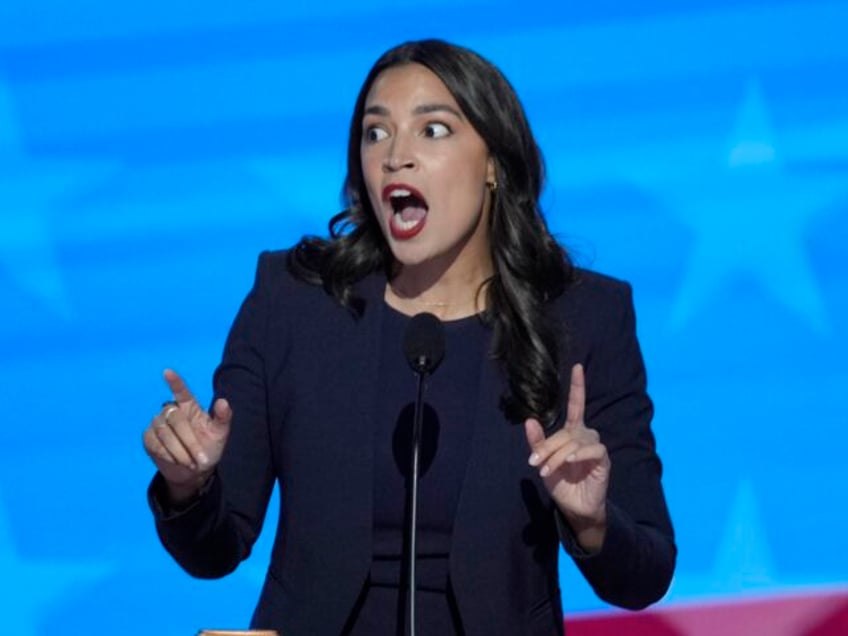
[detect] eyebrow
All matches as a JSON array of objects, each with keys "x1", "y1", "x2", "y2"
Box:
[{"x1": 363, "y1": 103, "x2": 465, "y2": 120}]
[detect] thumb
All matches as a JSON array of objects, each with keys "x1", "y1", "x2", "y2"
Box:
[
  {"x1": 524, "y1": 418, "x2": 546, "y2": 450},
  {"x1": 209, "y1": 398, "x2": 232, "y2": 438}
]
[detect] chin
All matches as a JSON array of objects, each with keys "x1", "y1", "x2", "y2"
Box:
[
  {"x1": 388, "y1": 243, "x2": 437, "y2": 269},
  {"x1": 390, "y1": 252, "x2": 429, "y2": 269}
]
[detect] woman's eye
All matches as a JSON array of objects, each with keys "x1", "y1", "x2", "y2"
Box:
[
  {"x1": 424, "y1": 122, "x2": 451, "y2": 139},
  {"x1": 365, "y1": 126, "x2": 389, "y2": 143}
]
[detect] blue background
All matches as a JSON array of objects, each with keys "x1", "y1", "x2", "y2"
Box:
[{"x1": 1, "y1": 1, "x2": 846, "y2": 633}]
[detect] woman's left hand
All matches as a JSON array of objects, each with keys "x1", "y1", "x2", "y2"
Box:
[{"x1": 524, "y1": 364, "x2": 611, "y2": 547}]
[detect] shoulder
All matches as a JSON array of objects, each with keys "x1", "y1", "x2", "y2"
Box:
[
  {"x1": 248, "y1": 249, "x2": 330, "y2": 316},
  {"x1": 550, "y1": 267, "x2": 640, "y2": 356},
  {"x1": 251, "y1": 247, "x2": 385, "y2": 314},
  {"x1": 251, "y1": 248, "x2": 323, "y2": 296},
  {"x1": 555, "y1": 267, "x2": 634, "y2": 317},
  {"x1": 253, "y1": 248, "x2": 297, "y2": 289}
]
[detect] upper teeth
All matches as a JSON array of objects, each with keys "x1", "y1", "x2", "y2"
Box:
[{"x1": 389, "y1": 189, "x2": 411, "y2": 198}]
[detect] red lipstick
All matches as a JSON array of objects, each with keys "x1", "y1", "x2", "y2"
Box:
[{"x1": 382, "y1": 183, "x2": 428, "y2": 241}]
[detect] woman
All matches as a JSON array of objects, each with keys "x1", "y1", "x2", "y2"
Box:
[{"x1": 143, "y1": 39, "x2": 676, "y2": 635}]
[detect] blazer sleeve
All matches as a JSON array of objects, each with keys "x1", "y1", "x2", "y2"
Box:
[
  {"x1": 557, "y1": 278, "x2": 676, "y2": 609},
  {"x1": 148, "y1": 251, "x2": 278, "y2": 579}
]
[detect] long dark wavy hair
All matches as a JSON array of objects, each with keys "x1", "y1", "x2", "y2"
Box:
[{"x1": 289, "y1": 39, "x2": 575, "y2": 425}]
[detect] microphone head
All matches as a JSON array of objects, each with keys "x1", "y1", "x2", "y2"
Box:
[{"x1": 403, "y1": 312, "x2": 445, "y2": 375}]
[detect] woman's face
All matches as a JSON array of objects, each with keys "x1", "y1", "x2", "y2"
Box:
[{"x1": 360, "y1": 63, "x2": 496, "y2": 275}]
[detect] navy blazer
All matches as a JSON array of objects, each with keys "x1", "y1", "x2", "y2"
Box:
[{"x1": 150, "y1": 250, "x2": 675, "y2": 636}]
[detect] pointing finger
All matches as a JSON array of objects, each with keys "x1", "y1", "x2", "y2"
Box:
[
  {"x1": 565, "y1": 363, "x2": 586, "y2": 430},
  {"x1": 163, "y1": 368, "x2": 196, "y2": 406}
]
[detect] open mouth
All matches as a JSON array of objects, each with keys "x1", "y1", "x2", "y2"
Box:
[{"x1": 384, "y1": 185, "x2": 429, "y2": 240}]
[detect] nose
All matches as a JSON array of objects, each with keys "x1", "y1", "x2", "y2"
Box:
[{"x1": 382, "y1": 135, "x2": 416, "y2": 173}]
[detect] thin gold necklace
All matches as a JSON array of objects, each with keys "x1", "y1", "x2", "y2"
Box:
[{"x1": 388, "y1": 283, "x2": 472, "y2": 309}]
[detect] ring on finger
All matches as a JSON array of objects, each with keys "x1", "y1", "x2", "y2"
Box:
[{"x1": 163, "y1": 405, "x2": 179, "y2": 425}]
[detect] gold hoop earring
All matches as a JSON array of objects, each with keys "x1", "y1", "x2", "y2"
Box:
[{"x1": 487, "y1": 180, "x2": 498, "y2": 192}]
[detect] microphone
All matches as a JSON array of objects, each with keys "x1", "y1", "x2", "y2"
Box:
[
  {"x1": 401, "y1": 312, "x2": 445, "y2": 636},
  {"x1": 403, "y1": 312, "x2": 445, "y2": 375}
]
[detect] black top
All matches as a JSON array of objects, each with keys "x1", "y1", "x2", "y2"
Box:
[
  {"x1": 345, "y1": 305, "x2": 488, "y2": 635},
  {"x1": 148, "y1": 253, "x2": 676, "y2": 636}
]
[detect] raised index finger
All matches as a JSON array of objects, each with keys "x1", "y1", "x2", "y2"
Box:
[
  {"x1": 565, "y1": 363, "x2": 586, "y2": 429},
  {"x1": 163, "y1": 368, "x2": 196, "y2": 405}
]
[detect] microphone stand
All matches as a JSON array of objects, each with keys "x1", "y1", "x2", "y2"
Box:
[
  {"x1": 407, "y1": 356, "x2": 427, "y2": 636},
  {"x1": 402, "y1": 313, "x2": 444, "y2": 636}
]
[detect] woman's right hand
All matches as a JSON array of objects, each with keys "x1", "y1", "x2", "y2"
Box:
[{"x1": 142, "y1": 369, "x2": 232, "y2": 504}]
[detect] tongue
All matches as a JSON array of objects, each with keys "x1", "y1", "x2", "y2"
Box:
[{"x1": 398, "y1": 206, "x2": 427, "y2": 223}]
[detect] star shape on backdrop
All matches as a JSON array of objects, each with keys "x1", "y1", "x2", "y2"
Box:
[
  {"x1": 0, "y1": 494, "x2": 114, "y2": 636},
  {"x1": 653, "y1": 479, "x2": 847, "y2": 636},
  {"x1": 625, "y1": 79, "x2": 845, "y2": 334},
  {"x1": 0, "y1": 76, "x2": 115, "y2": 317},
  {"x1": 667, "y1": 479, "x2": 776, "y2": 600}
]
